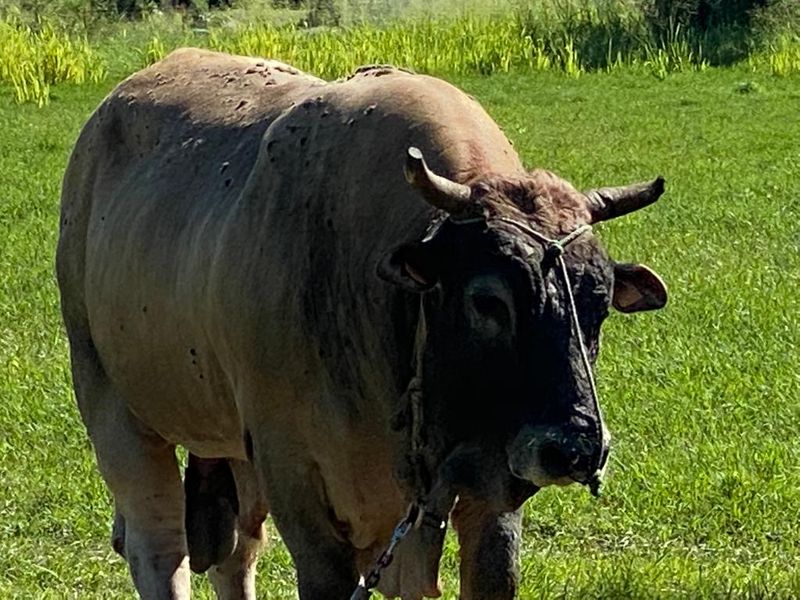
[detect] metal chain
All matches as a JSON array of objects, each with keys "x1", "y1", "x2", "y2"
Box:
[{"x1": 349, "y1": 504, "x2": 420, "y2": 600}]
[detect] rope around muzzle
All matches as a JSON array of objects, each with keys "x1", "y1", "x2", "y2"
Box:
[{"x1": 493, "y1": 217, "x2": 605, "y2": 494}]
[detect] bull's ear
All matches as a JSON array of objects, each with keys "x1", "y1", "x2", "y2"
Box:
[
  {"x1": 377, "y1": 242, "x2": 439, "y2": 292},
  {"x1": 612, "y1": 263, "x2": 668, "y2": 313}
]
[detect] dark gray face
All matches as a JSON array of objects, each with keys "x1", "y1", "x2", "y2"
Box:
[
  {"x1": 414, "y1": 220, "x2": 612, "y2": 492},
  {"x1": 380, "y1": 147, "x2": 668, "y2": 506}
]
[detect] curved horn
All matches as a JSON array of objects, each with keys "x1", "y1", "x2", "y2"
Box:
[
  {"x1": 583, "y1": 176, "x2": 665, "y2": 223},
  {"x1": 404, "y1": 146, "x2": 472, "y2": 214}
]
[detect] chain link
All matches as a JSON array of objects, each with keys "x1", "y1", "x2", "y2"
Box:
[{"x1": 349, "y1": 504, "x2": 420, "y2": 600}]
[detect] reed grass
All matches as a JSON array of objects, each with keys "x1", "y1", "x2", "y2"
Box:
[
  {"x1": 1, "y1": 3, "x2": 799, "y2": 105},
  {"x1": 0, "y1": 20, "x2": 105, "y2": 106},
  {"x1": 749, "y1": 33, "x2": 800, "y2": 76}
]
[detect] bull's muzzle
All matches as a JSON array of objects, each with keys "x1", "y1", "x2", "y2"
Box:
[{"x1": 506, "y1": 423, "x2": 610, "y2": 488}]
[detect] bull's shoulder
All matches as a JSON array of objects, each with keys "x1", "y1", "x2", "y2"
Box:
[
  {"x1": 332, "y1": 66, "x2": 506, "y2": 140},
  {"x1": 317, "y1": 66, "x2": 522, "y2": 178}
]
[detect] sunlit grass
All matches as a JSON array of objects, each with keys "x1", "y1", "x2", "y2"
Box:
[
  {"x1": 136, "y1": 14, "x2": 716, "y2": 80},
  {"x1": 1, "y1": 65, "x2": 799, "y2": 597},
  {"x1": 749, "y1": 33, "x2": 800, "y2": 76},
  {"x1": 0, "y1": 20, "x2": 106, "y2": 106},
  {"x1": 4, "y1": 3, "x2": 800, "y2": 105}
]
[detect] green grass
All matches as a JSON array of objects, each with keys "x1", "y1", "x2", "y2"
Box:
[
  {"x1": 4, "y1": 1, "x2": 800, "y2": 106},
  {"x1": 1, "y1": 65, "x2": 799, "y2": 597},
  {"x1": 0, "y1": 20, "x2": 106, "y2": 106}
]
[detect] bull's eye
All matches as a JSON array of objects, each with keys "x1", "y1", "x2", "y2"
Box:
[
  {"x1": 471, "y1": 293, "x2": 508, "y2": 318},
  {"x1": 469, "y1": 293, "x2": 513, "y2": 337},
  {"x1": 464, "y1": 275, "x2": 516, "y2": 337}
]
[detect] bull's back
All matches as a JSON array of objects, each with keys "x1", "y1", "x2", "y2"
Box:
[{"x1": 57, "y1": 49, "x2": 322, "y2": 455}]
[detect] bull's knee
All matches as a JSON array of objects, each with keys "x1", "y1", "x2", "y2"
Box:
[
  {"x1": 453, "y1": 498, "x2": 522, "y2": 600},
  {"x1": 117, "y1": 466, "x2": 190, "y2": 600},
  {"x1": 87, "y1": 397, "x2": 190, "y2": 599}
]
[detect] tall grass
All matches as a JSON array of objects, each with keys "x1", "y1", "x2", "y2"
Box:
[
  {"x1": 0, "y1": 20, "x2": 105, "y2": 106},
  {"x1": 208, "y1": 10, "x2": 712, "y2": 80},
  {"x1": 206, "y1": 17, "x2": 555, "y2": 78},
  {"x1": 1, "y1": 1, "x2": 800, "y2": 105},
  {"x1": 749, "y1": 33, "x2": 800, "y2": 76}
]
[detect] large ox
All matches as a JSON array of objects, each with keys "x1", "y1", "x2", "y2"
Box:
[{"x1": 57, "y1": 48, "x2": 668, "y2": 600}]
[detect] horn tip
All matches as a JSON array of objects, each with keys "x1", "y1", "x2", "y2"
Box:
[{"x1": 405, "y1": 147, "x2": 425, "y2": 184}]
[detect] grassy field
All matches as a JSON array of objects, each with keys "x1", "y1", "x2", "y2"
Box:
[
  {"x1": 1, "y1": 56, "x2": 800, "y2": 598},
  {"x1": 4, "y1": 1, "x2": 800, "y2": 107}
]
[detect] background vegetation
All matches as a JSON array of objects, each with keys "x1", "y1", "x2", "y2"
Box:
[
  {"x1": 1, "y1": 0, "x2": 799, "y2": 598},
  {"x1": 1, "y1": 0, "x2": 800, "y2": 105}
]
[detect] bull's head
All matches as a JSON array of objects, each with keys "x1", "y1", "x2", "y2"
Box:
[{"x1": 378, "y1": 147, "x2": 667, "y2": 507}]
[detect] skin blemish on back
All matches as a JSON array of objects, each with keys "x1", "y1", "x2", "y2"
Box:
[
  {"x1": 220, "y1": 161, "x2": 229, "y2": 174},
  {"x1": 224, "y1": 178, "x2": 233, "y2": 187}
]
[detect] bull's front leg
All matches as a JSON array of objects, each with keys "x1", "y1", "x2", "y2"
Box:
[{"x1": 451, "y1": 496, "x2": 523, "y2": 600}]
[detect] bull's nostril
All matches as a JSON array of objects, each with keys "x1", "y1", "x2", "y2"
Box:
[{"x1": 539, "y1": 441, "x2": 573, "y2": 477}]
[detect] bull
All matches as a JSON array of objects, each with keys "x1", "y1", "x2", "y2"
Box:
[{"x1": 57, "y1": 48, "x2": 668, "y2": 600}]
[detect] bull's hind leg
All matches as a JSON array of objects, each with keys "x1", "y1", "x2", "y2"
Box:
[
  {"x1": 207, "y1": 460, "x2": 268, "y2": 600},
  {"x1": 68, "y1": 342, "x2": 190, "y2": 599}
]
